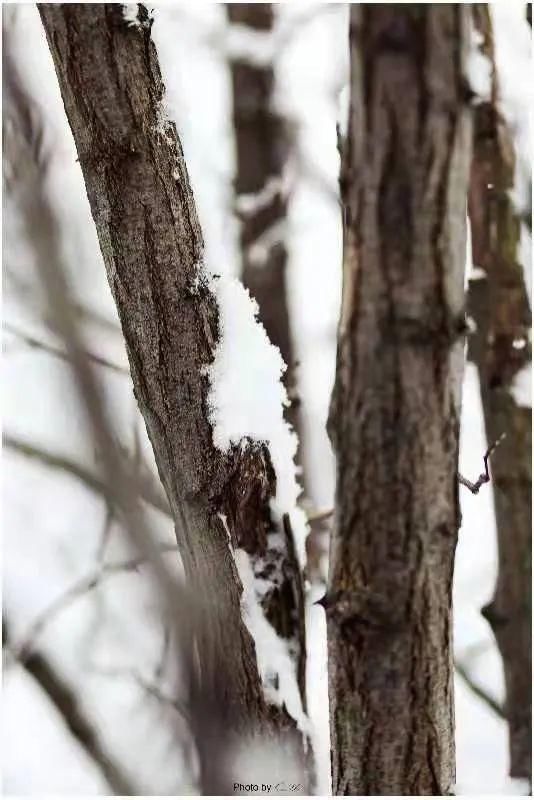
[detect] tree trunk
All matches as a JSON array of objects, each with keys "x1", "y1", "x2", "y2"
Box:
[
  {"x1": 38, "y1": 4, "x2": 307, "y2": 786},
  {"x1": 326, "y1": 6, "x2": 472, "y2": 794},
  {"x1": 467, "y1": 5, "x2": 532, "y2": 784},
  {"x1": 226, "y1": 4, "x2": 298, "y2": 434}
]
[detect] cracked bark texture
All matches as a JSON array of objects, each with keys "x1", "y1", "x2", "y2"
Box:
[
  {"x1": 467, "y1": 5, "x2": 531, "y2": 784},
  {"x1": 38, "y1": 4, "x2": 307, "y2": 783},
  {"x1": 327, "y1": 6, "x2": 472, "y2": 795}
]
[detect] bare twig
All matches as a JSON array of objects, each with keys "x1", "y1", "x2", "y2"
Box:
[
  {"x1": 94, "y1": 663, "x2": 190, "y2": 723},
  {"x1": 4, "y1": 434, "x2": 171, "y2": 517},
  {"x1": 3, "y1": 617, "x2": 136, "y2": 796},
  {"x1": 13, "y1": 546, "x2": 179, "y2": 663},
  {"x1": 95, "y1": 502, "x2": 115, "y2": 564},
  {"x1": 182, "y1": 3, "x2": 342, "y2": 64},
  {"x1": 455, "y1": 659, "x2": 505, "y2": 720},
  {"x1": 458, "y1": 433, "x2": 506, "y2": 494},
  {"x1": 3, "y1": 321, "x2": 129, "y2": 375},
  {"x1": 154, "y1": 624, "x2": 171, "y2": 681}
]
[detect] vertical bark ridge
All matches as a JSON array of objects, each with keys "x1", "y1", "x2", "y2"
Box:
[
  {"x1": 327, "y1": 6, "x2": 472, "y2": 794},
  {"x1": 38, "y1": 2, "x2": 308, "y2": 776}
]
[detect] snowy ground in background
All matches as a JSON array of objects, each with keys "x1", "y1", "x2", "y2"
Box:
[{"x1": 2, "y1": 3, "x2": 531, "y2": 795}]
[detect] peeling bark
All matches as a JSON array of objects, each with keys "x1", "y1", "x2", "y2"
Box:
[
  {"x1": 38, "y1": 2, "x2": 307, "y2": 776},
  {"x1": 327, "y1": 6, "x2": 472, "y2": 794},
  {"x1": 467, "y1": 5, "x2": 532, "y2": 784}
]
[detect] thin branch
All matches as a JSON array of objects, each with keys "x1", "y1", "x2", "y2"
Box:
[
  {"x1": 455, "y1": 659, "x2": 505, "y2": 720},
  {"x1": 95, "y1": 502, "x2": 115, "y2": 564},
  {"x1": 4, "y1": 434, "x2": 171, "y2": 517},
  {"x1": 94, "y1": 663, "x2": 190, "y2": 724},
  {"x1": 183, "y1": 3, "x2": 342, "y2": 64},
  {"x1": 458, "y1": 433, "x2": 506, "y2": 494},
  {"x1": 13, "y1": 545, "x2": 179, "y2": 663},
  {"x1": 154, "y1": 624, "x2": 171, "y2": 681},
  {"x1": 3, "y1": 321, "x2": 129, "y2": 375},
  {"x1": 3, "y1": 617, "x2": 137, "y2": 796}
]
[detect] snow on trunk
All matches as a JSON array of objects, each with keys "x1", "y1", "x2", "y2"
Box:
[{"x1": 150, "y1": 6, "x2": 310, "y2": 736}]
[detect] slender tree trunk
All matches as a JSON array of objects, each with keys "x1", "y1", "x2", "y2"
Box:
[
  {"x1": 467, "y1": 6, "x2": 532, "y2": 784},
  {"x1": 326, "y1": 6, "x2": 472, "y2": 794},
  {"x1": 226, "y1": 4, "x2": 321, "y2": 582},
  {"x1": 38, "y1": 4, "x2": 307, "y2": 786},
  {"x1": 226, "y1": 4, "x2": 298, "y2": 433}
]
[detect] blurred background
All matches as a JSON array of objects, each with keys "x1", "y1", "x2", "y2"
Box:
[{"x1": 2, "y1": 3, "x2": 532, "y2": 795}]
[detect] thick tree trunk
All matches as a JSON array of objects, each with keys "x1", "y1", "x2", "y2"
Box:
[
  {"x1": 467, "y1": 6, "x2": 532, "y2": 784},
  {"x1": 38, "y1": 4, "x2": 307, "y2": 785},
  {"x1": 226, "y1": 4, "x2": 298, "y2": 433},
  {"x1": 326, "y1": 7, "x2": 472, "y2": 794}
]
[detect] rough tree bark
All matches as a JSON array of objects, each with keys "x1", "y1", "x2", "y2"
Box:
[
  {"x1": 38, "y1": 4, "x2": 307, "y2": 788},
  {"x1": 325, "y1": 6, "x2": 472, "y2": 794},
  {"x1": 467, "y1": 5, "x2": 532, "y2": 784}
]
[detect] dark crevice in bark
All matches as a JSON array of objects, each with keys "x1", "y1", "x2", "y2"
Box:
[
  {"x1": 38, "y1": 2, "x2": 308, "y2": 780},
  {"x1": 327, "y1": 6, "x2": 471, "y2": 795}
]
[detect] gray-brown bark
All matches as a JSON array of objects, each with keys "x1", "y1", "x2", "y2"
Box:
[
  {"x1": 326, "y1": 6, "x2": 472, "y2": 794},
  {"x1": 226, "y1": 4, "x2": 298, "y2": 431},
  {"x1": 38, "y1": 3, "x2": 307, "y2": 783},
  {"x1": 467, "y1": 6, "x2": 532, "y2": 783}
]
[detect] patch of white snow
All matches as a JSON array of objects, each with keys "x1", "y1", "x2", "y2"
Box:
[
  {"x1": 202, "y1": 269, "x2": 307, "y2": 567},
  {"x1": 234, "y1": 548, "x2": 310, "y2": 736},
  {"x1": 510, "y1": 363, "x2": 532, "y2": 408},
  {"x1": 122, "y1": 4, "x2": 141, "y2": 28},
  {"x1": 467, "y1": 30, "x2": 492, "y2": 104}
]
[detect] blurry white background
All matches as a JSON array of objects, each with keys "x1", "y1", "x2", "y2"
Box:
[{"x1": 2, "y1": 3, "x2": 531, "y2": 795}]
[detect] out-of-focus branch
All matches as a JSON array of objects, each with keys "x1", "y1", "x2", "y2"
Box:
[
  {"x1": 93, "y1": 663, "x2": 190, "y2": 723},
  {"x1": 177, "y1": 3, "x2": 340, "y2": 65},
  {"x1": 227, "y1": 3, "x2": 300, "y2": 445},
  {"x1": 3, "y1": 321, "x2": 129, "y2": 375},
  {"x1": 454, "y1": 659, "x2": 505, "y2": 720},
  {"x1": 3, "y1": 618, "x2": 137, "y2": 796},
  {"x1": 12, "y1": 546, "x2": 179, "y2": 664},
  {"x1": 4, "y1": 434, "x2": 171, "y2": 517}
]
